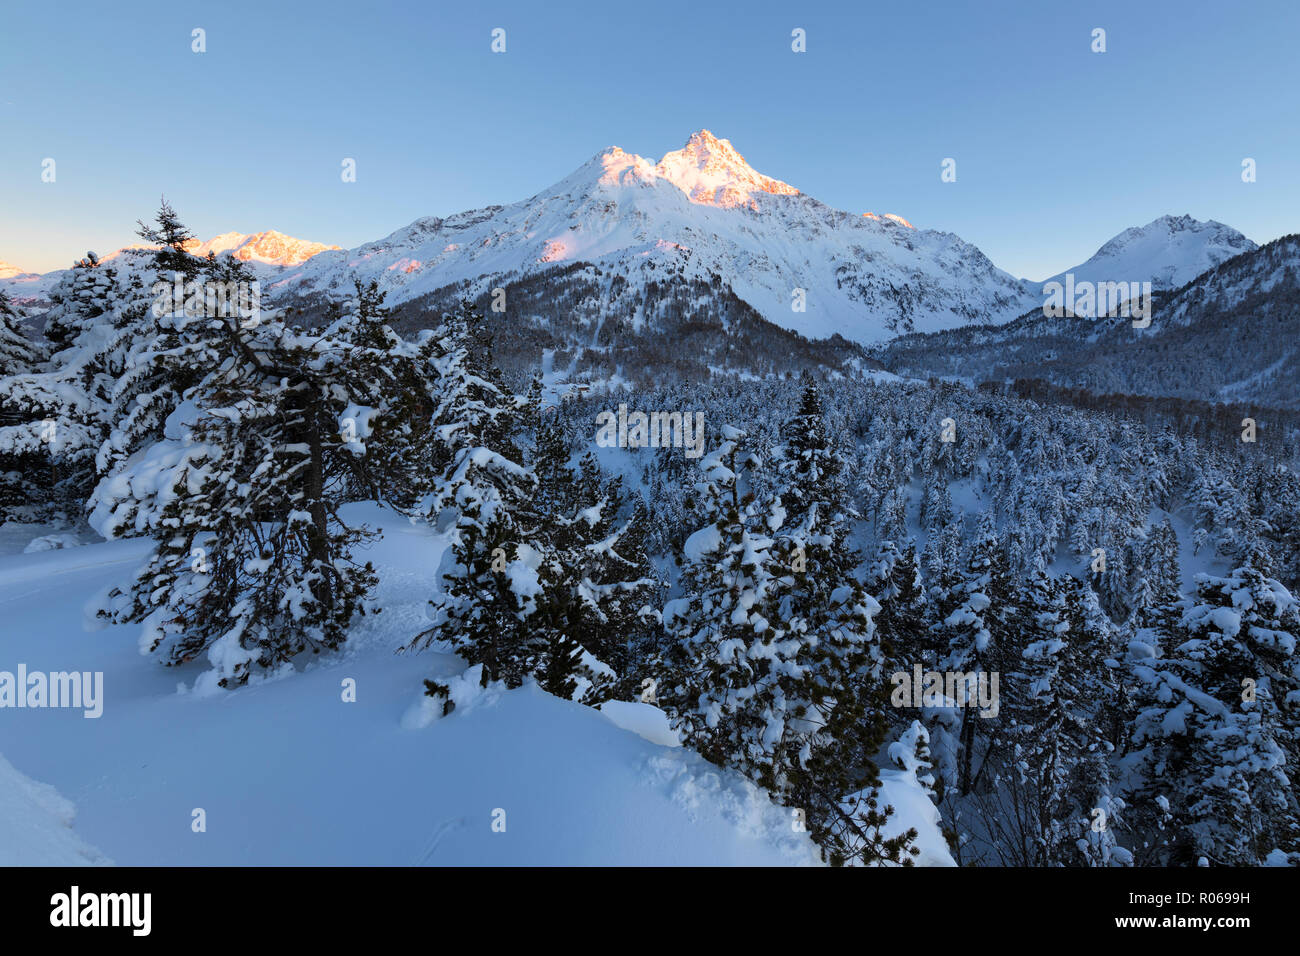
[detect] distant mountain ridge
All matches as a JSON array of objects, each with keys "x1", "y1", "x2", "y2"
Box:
[
  {"x1": 878, "y1": 233, "x2": 1300, "y2": 410},
  {"x1": 1039, "y1": 214, "x2": 1257, "y2": 293},
  {"x1": 263, "y1": 129, "x2": 1042, "y2": 345},
  {"x1": 0, "y1": 135, "x2": 1274, "y2": 391},
  {"x1": 108, "y1": 229, "x2": 341, "y2": 268}
]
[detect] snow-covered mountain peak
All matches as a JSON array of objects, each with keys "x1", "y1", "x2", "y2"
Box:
[
  {"x1": 654, "y1": 129, "x2": 800, "y2": 208},
  {"x1": 1042, "y1": 214, "x2": 1257, "y2": 291},
  {"x1": 236, "y1": 130, "x2": 1040, "y2": 344},
  {"x1": 0, "y1": 260, "x2": 35, "y2": 280},
  {"x1": 590, "y1": 146, "x2": 661, "y2": 189},
  {"x1": 864, "y1": 212, "x2": 915, "y2": 229},
  {"x1": 95, "y1": 230, "x2": 341, "y2": 269},
  {"x1": 183, "y1": 230, "x2": 342, "y2": 267},
  {"x1": 1097, "y1": 214, "x2": 1241, "y2": 255}
]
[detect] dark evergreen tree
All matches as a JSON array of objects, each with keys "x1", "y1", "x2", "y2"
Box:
[
  {"x1": 1126, "y1": 559, "x2": 1300, "y2": 865},
  {"x1": 0, "y1": 290, "x2": 51, "y2": 519},
  {"x1": 92, "y1": 291, "x2": 405, "y2": 689},
  {"x1": 528, "y1": 417, "x2": 660, "y2": 694},
  {"x1": 998, "y1": 572, "x2": 1128, "y2": 865},
  {"x1": 937, "y1": 511, "x2": 1013, "y2": 797},
  {"x1": 135, "y1": 196, "x2": 202, "y2": 280},
  {"x1": 657, "y1": 424, "x2": 915, "y2": 866},
  {"x1": 408, "y1": 302, "x2": 584, "y2": 706}
]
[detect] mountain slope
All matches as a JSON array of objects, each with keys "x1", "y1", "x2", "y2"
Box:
[
  {"x1": 1040, "y1": 215, "x2": 1256, "y2": 292},
  {"x1": 269, "y1": 130, "x2": 1039, "y2": 344},
  {"x1": 879, "y1": 234, "x2": 1300, "y2": 409},
  {"x1": 0, "y1": 503, "x2": 952, "y2": 865}
]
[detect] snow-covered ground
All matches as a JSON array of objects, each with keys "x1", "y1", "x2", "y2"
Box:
[
  {"x1": 0, "y1": 753, "x2": 109, "y2": 866},
  {"x1": 0, "y1": 503, "x2": 950, "y2": 866}
]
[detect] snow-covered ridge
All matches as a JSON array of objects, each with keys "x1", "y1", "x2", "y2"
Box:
[
  {"x1": 1, "y1": 145, "x2": 1259, "y2": 349},
  {"x1": 0, "y1": 232, "x2": 341, "y2": 306},
  {"x1": 653, "y1": 129, "x2": 801, "y2": 208},
  {"x1": 1040, "y1": 214, "x2": 1257, "y2": 292},
  {"x1": 109, "y1": 229, "x2": 341, "y2": 268},
  {"x1": 264, "y1": 129, "x2": 1041, "y2": 344},
  {"x1": 0, "y1": 259, "x2": 37, "y2": 281}
]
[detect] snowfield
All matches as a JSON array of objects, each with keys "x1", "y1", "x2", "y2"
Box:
[
  {"x1": 0, "y1": 752, "x2": 110, "y2": 866},
  {"x1": 0, "y1": 502, "x2": 951, "y2": 866}
]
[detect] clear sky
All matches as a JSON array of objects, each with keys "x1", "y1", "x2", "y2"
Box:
[{"x1": 2, "y1": 0, "x2": 1297, "y2": 278}]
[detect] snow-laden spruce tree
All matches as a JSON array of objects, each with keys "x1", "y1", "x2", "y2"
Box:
[
  {"x1": 0, "y1": 290, "x2": 50, "y2": 519},
  {"x1": 995, "y1": 571, "x2": 1129, "y2": 865},
  {"x1": 0, "y1": 202, "x2": 210, "y2": 526},
  {"x1": 0, "y1": 246, "x2": 158, "y2": 520},
  {"x1": 90, "y1": 283, "x2": 420, "y2": 689},
  {"x1": 1124, "y1": 555, "x2": 1300, "y2": 865},
  {"x1": 1128, "y1": 517, "x2": 1182, "y2": 631},
  {"x1": 0, "y1": 290, "x2": 42, "y2": 376},
  {"x1": 935, "y1": 510, "x2": 1012, "y2": 797},
  {"x1": 93, "y1": 205, "x2": 232, "y2": 501},
  {"x1": 409, "y1": 302, "x2": 588, "y2": 706},
  {"x1": 869, "y1": 538, "x2": 931, "y2": 681},
  {"x1": 134, "y1": 196, "x2": 203, "y2": 281},
  {"x1": 527, "y1": 411, "x2": 660, "y2": 698},
  {"x1": 316, "y1": 279, "x2": 441, "y2": 510},
  {"x1": 656, "y1": 424, "x2": 915, "y2": 865}
]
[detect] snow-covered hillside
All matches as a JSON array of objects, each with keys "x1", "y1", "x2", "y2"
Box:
[
  {"x1": 1040, "y1": 215, "x2": 1256, "y2": 293},
  {"x1": 265, "y1": 130, "x2": 1039, "y2": 343},
  {"x1": 0, "y1": 753, "x2": 109, "y2": 866},
  {"x1": 0, "y1": 504, "x2": 951, "y2": 866}
]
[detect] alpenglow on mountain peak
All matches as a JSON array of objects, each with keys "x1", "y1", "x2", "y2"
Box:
[
  {"x1": 240, "y1": 127, "x2": 1043, "y2": 345},
  {"x1": 653, "y1": 129, "x2": 800, "y2": 208},
  {"x1": 588, "y1": 129, "x2": 801, "y2": 210}
]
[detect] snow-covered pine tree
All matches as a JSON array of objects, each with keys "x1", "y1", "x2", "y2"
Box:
[
  {"x1": 525, "y1": 411, "x2": 660, "y2": 701},
  {"x1": 2, "y1": 201, "x2": 210, "y2": 526},
  {"x1": 937, "y1": 511, "x2": 1012, "y2": 797},
  {"x1": 91, "y1": 289, "x2": 405, "y2": 689},
  {"x1": 0, "y1": 290, "x2": 42, "y2": 376},
  {"x1": 408, "y1": 301, "x2": 573, "y2": 705},
  {"x1": 0, "y1": 290, "x2": 50, "y2": 519},
  {"x1": 654, "y1": 426, "x2": 781, "y2": 769},
  {"x1": 889, "y1": 719, "x2": 937, "y2": 801},
  {"x1": 775, "y1": 385, "x2": 917, "y2": 864},
  {"x1": 657, "y1": 424, "x2": 914, "y2": 865},
  {"x1": 0, "y1": 246, "x2": 158, "y2": 520},
  {"x1": 869, "y1": 538, "x2": 931, "y2": 680},
  {"x1": 134, "y1": 196, "x2": 202, "y2": 280},
  {"x1": 1134, "y1": 517, "x2": 1182, "y2": 628},
  {"x1": 316, "y1": 278, "x2": 442, "y2": 511},
  {"x1": 93, "y1": 211, "x2": 230, "y2": 503},
  {"x1": 1000, "y1": 571, "x2": 1128, "y2": 865},
  {"x1": 42, "y1": 251, "x2": 106, "y2": 356},
  {"x1": 1125, "y1": 557, "x2": 1300, "y2": 865},
  {"x1": 775, "y1": 376, "x2": 847, "y2": 526}
]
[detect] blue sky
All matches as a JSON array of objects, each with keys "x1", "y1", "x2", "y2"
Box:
[{"x1": 2, "y1": 0, "x2": 1296, "y2": 278}]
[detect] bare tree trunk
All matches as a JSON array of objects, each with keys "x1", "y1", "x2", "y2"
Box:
[{"x1": 305, "y1": 399, "x2": 333, "y2": 614}]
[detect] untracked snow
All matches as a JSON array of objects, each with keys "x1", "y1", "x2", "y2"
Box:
[
  {"x1": 0, "y1": 502, "x2": 949, "y2": 866},
  {"x1": 0, "y1": 752, "x2": 109, "y2": 866}
]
